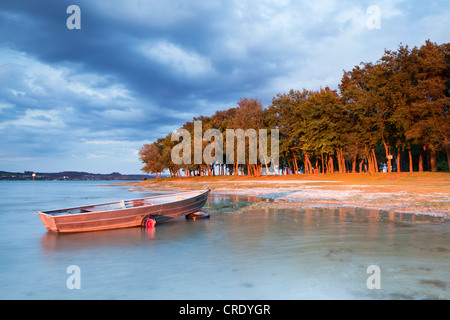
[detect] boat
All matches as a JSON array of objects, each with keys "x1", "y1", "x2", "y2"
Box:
[{"x1": 36, "y1": 188, "x2": 211, "y2": 233}]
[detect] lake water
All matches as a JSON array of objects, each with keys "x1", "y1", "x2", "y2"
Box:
[{"x1": 0, "y1": 181, "x2": 449, "y2": 300}]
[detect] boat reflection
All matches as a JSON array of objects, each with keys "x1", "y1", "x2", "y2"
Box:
[
  {"x1": 39, "y1": 215, "x2": 215, "y2": 253},
  {"x1": 41, "y1": 227, "x2": 143, "y2": 252}
]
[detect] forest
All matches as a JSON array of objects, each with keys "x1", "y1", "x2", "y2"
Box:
[{"x1": 139, "y1": 40, "x2": 450, "y2": 179}]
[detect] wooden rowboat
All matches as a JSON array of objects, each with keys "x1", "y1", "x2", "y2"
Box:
[{"x1": 36, "y1": 188, "x2": 210, "y2": 233}]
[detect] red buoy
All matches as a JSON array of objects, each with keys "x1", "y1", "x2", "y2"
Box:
[{"x1": 143, "y1": 216, "x2": 156, "y2": 228}]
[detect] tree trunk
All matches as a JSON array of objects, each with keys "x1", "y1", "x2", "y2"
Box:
[
  {"x1": 340, "y1": 149, "x2": 344, "y2": 173},
  {"x1": 342, "y1": 149, "x2": 346, "y2": 173},
  {"x1": 352, "y1": 155, "x2": 357, "y2": 173},
  {"x1": 383, "y1": 141, "x2": 391, "y2": 173},
  {"x1": 336, "y1": 149, "x2": 343, "y2": 173},
  {"x1": 321, "y1": 153, "x2": 324, "y2": 174},
  {"x1": 304, "y1": 152, "x2": 312, "y2": 174},
  {"x1": 368, "y1": 156, "x2": 374, "y2": 174},
  {"x1": 447, "y1": 147, "x2": 450, "y2": 172},
  {"x1": 429, "y1": 144, "x2": 437, "y2": 172},
  {"x1": 397, "y1": 148, "x2": 401, "y2": 173},
  {"x1": 293, "y1": 155, "x2": 299, "y2": 174},
  {"x1": 263, "y1": 154, "x2": 269, "y2": 175},
  {"x1": 419, "y1": 145, "x2": 426, "y2": 172},
  {"x1": 205, "y1": 164, "x2": 212, "y2": 176},
  {"x1": 418, "y1": 153, "x2": 423, "y2": 172},
  {"x1": 409, "y1": 149, "x2": 413, "y2": 172},
  {"x1": 328, "y1": 155, "x2": 334, "y2": 173},
  {"x1": 372, "y1": 149, "x2": 378, "y2": 173}
]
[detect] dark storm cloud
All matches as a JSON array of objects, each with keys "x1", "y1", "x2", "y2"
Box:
[
  {"x1": 0, "y1": 0, "x2": 292, "y2": 166},
  {"x1": 0, "y1": 0, "x2": 256, "y2": 113}
]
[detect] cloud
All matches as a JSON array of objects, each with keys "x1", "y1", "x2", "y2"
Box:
[
  {"x1": 138, "y1": 40, "x2": 216, "y2": 77},
  {"x1": 0, "y1": 109, "x2": 65, "y2": 129}
]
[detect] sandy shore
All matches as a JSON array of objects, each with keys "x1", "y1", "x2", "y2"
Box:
[{"x1": 123, "y1": 173, "x2": 450, "y2": 218}]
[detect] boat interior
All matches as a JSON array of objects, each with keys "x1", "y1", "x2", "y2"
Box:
[{"x1": 42, "y1": 193, "x2": 195, "y2": 216}]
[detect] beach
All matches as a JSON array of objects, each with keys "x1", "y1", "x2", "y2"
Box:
[{"x1": 123, "y1": 172, "x2": 450, "y2": 218}]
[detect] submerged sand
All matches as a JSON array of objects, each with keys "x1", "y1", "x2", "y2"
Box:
[{"x1": 123, "y1": 173, "x2": 450, "y2": 218}]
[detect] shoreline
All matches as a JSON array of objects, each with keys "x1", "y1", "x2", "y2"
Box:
[{"x1": 121, "y1": 172, "x2": 450, "y2": 219}]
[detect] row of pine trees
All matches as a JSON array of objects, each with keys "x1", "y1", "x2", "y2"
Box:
[{"x1": 139, "y1": 40, "x2": 450, "y2": 179}]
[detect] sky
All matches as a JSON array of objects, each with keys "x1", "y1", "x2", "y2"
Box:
[{"x1": 0, "y1": 0, "x2": 448, "y2": 174}]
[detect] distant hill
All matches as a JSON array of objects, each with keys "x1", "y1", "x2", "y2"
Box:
[{"x1": 0, "y1": 171, "x2": 161, "y2": 181}]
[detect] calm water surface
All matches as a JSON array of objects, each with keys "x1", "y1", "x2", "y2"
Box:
[{"x1": 0, "y1": 181, "x2": 449, "y2": 300}]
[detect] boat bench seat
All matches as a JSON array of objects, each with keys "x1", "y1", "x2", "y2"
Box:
[
  {"x1": 131, "y1": 201, "x2": 154, "y2": 206},
  {"x1": 81, "y1": 207, "x2": 106, "y2": 212},
  {"x1": 116, "y1": 200, "x2": 155, "y2": 208}
]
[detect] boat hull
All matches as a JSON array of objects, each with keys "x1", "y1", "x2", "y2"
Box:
[{"x1": 37, "y1": 189, "x2": 210, "y2": 233}]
